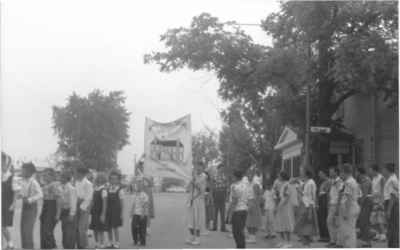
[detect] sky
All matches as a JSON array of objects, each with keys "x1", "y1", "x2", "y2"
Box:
[{"x1": 1, "y1": 0, "x2": 280, "y2": 175}]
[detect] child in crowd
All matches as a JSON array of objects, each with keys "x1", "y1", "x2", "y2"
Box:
[
  {"x1": 263, "y1": 183, "x2": 275, "y2": 239},
  {"x1": 89, "y1": 172, "x2": 109, "y2": 248},
  {"x1": 58, "y1": 170, "x2": 78, "y2": 249},
  {"x1": 107, "y1": 170, "x2": 124, "y2": 249},
  {"x1": 204, "y1": 186, "x2": 214, "y2": 230},
  {"x1": 130, "y1": 181, "x2": 149, "y2": 246},
  {"x1": 18, "y1": 162, "x2": 43, "y2": 249}
]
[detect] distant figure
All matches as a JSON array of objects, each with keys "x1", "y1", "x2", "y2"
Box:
[
  {"x1": 246, "y1": 173, "x2": 263, "y2": 244},
  {"x1": 326, "y1": 167, "x2": 343, "y2": 248},
  {"x1": 262, "y1": 182, "x2": 275, "y2": 239},
  {"x1": 211, "y1": 164, "x2": 228, "y2": 232}
]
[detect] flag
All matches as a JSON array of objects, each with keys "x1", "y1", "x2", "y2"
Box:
[{"x1": 143, "y1": 115, "x2": 192, "y2": 182}]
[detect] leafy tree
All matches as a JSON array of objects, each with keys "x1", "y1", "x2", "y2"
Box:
[
  {"x1": 192, "y1": 129, "x2": 219, "y2": 168},
  {"x1": 52, "y1": 90, "x2": 130, "y2": 171},
  {"x1": 145, "y1": 1, "x2": 398, "y2": 172}
]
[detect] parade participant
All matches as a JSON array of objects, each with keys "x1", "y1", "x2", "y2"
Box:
[
  {"x1": 2, "y1": 152, "x2": 19, "y2": 250},
  {"x1": 382, "y1": 163, "x2": 399, "y2": 248},
  {"x1": 74, "y1": 165, "x2": 93, "y2": 249},
  {"x1": 326, "y1": 167, "x2": 343, "y2": 247},
  {"x1": 58, "y1": 170, "x2": 78, "y2": 249},
  {"x1": 337, "y1": 163, "x2": 361, "y2": 248},
  {"x1": 135, "y1": 160, "x2": 155, "y2": 235},
  {"x1": 130, "y1": 181, "x2": 149, "y2": 246},
  {"x1": 212, "y1": 164, "x2": 228, "y2": 232},
  {"x1": 355, "y1": 167, "x2": 373, "y2": 247},
  {"x1": 368, "y1": 164, "x2": 386, "y2": 242},
  {"x1": 229, "y1": 169, "x2": 250, "y2": 249},
  {"x1": 185, "y1": 165, "x2": 206, "y2": 245},
  {"x1": 106, "y1": 170, "x2": 124, "y2": 249},
  {"x1": 89, "y1": 172, "x2": 109, "y2": 248},
  {"x1": 295, "y1": 169, "x2": 318, "y2": 246},
  {"x1": 317, "y1": 170, "x2": 330, "y2": 242},
  {"x1": 274, "y1": 171, "x2": 295, "y2": 248},
  {"x1": 40, "y1": 168, "x2": 62, "y2": 249},
  {"x1": 246, "y1": 172, "x2": 262, "y2": 244},
  {"x1": 262, "y1": 182, "x2": 275, "y2": 239},
  {"x1": 18, "y1": 162, "x2": 43, "y2": 249}
]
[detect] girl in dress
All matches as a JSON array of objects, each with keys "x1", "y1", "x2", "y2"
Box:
[
  {"x1": 274, "y1": 171, "x2": 295, "y2": 248},
  {"x1": 89, "y1": 172, "x2": 109, "y2": 248},
  {"x1": 107, "y1": 170, "x2": 124, "y2": 249},
  {"x1": 263, "y1": 183, "x2": 276, "y2": 239}
]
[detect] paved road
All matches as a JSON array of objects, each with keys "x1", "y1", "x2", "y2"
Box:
[{"x1": 8, "y1": 192, "x2": 386, "y2": 249}]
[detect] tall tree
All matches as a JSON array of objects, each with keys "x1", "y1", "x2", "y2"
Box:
[
  {"x1": 145, "y1": 1, "x2": 397, "y2": 172},
  {"x1": 52, "y1": 90, "x2": 130, "y2": 171},
  {"x1": 192, "y1": 129, "x2": 219, "y2": 167}
]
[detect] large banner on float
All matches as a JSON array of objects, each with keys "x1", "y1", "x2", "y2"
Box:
[{"x1": 143, "y1": 115, "x2": 192, "y2": 182}]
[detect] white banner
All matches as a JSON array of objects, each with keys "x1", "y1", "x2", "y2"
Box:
[{"x1": 143, "y1": 115, "x2": 192, "y2": 182}]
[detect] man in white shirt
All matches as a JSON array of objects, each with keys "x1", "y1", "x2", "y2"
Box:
[
  {"x1": 74, "y1": 166, "x2": 93, "y2": 249},
  {"x1": 18, "y1": 162, "x2": 43, "y2": 249},
  {"x1": 326, "y1": 167, "x2": 343, "y2": 247}
]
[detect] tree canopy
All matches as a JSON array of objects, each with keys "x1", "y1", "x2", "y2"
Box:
[
  {"x1": 145, "y1": 1, "x2": 398, "y2": 172},
  {"x1": 52, "y1": 90, "x2": 130, "y2": 171},
  {"x1": 192, "y1": 129, "x2": 219, "y2": 168}
]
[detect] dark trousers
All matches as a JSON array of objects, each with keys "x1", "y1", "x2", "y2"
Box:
[
  {"x1": 40, "y1": 200, "x2": 58, "y2": 249},
  {"x1": 21, "y1": 202, "x2": 37, "y2": 249},
  {"x1": 213, "y1": 191, "x2": 226, "y2": 230},
  {"x1": 232, "y1": 210, "x2": 247, "y2": 249},
  {"x1": 60, "y1": 209, "x2": 77, "y2": 249},
  {"x1": 131, "y1": 215, "x2": 147, "y2": 245},
  {"x1": 317, "y1": 194, "x2": 330, "y2": 240},
  {"x1": 76, "y1": 205, "x2": 89, "y2": 249}
]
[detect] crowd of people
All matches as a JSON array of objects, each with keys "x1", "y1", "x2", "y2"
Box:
[
  {"x1": 1, "y1": 153, "x2": 155, "y2": 249},
  {"x1": 186, "y1": 161, "x2": 399, "y2": 249}
]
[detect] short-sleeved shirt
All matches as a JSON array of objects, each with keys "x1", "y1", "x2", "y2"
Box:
[
  {"x1": 302, "y1": 179, "x2": 317, "y2": 207},
  {"x1": 42, "y1": 181, "x2": 62, "y2": 200},
  {"x1": 213, "y1": 171, "x2": 228, "y2": 191},
  {"x1": 340, "y1": 176, "x2": 360, "y2": 205},
  {"x1": 20, "y1": 176, "x2": 43, "y2": 204},
  {"x1": 131, "y1": 191, "x2": 149, "y2": 216},
  {"x1": 372, "y1": 174, "x2": 384, "y2": 202},
  {"x1": 384, "y1": 174, "x2": 399, "y2": 201},
  {"x1": 231, "y1": 179, "x2": 250, "y2": 211},
  {"x1": 263, "y1": 189, "x2": 275, "y2": 210},
  {"x1": 329, "y1": 177, "x2": 344, "y2": 205}
]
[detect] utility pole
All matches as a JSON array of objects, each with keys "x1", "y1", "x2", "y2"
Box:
[{"x1": 304, "y1": 42, "x2": 313, "y2": 170}]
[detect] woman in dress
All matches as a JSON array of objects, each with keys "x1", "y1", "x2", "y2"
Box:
[
  {"x1": 295, "y1": 169, "x2": 318, "y2": 246},
  {"x1": 355, "y1": 167, "x2": 373, "y2": 247},
  {"x1": 368, "y1": 164, "x2": 386, "y2": 242},
  {"x1": 245, "y1": 173, "x2": 262, "y2": 244},
  {"x1": 40, "y1": 168, "x2": 62, "y2": 249},
  {"x1": 185, "y1": 166, "x2": 206, "y2": 246},
  {"x1": 274, "y1": 171, "x2": 295, "y2": 248},
  {"x1": 317, "y1": 170, "x2": 330, "y2": 242},
  {"x1": 337, "y1": 163, "x2": 361, "y2": 248}
]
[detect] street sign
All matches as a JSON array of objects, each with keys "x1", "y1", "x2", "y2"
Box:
[{"x1": 310, "y1": 126, "x2": 331, "y2": 133}]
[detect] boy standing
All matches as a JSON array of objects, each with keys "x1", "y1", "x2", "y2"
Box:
[
  {"x1": 57, "y1": 171, "x2": 77, "y2": 249},
  {"x1": 18, "y1": 162, "x2": 43, "y2": 249},
  {"x1": 130, "y1": 181, "x2": 149, "y2": 246}
]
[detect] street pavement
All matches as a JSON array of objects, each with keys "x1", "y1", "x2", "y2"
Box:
[{"x1": 8, "y1": 192, "x2": 386, "y2": 249}]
